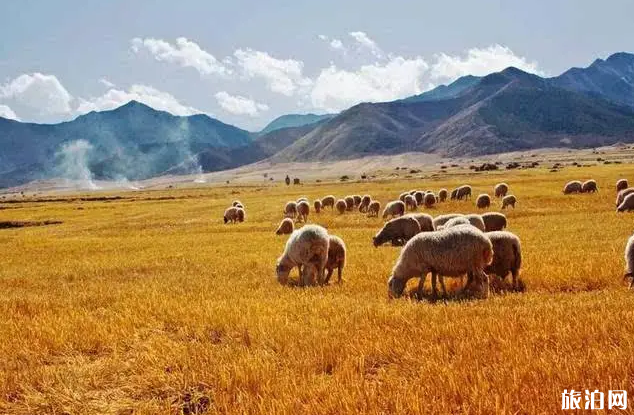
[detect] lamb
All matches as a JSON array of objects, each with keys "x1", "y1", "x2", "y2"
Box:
[
  {"x1": 494, "y1": 183, "x2": 509, "y2": 198},
  {"x1": 623, "y1": 234, "x2": 634, "y2": 288},
  {"x1": 358, "y1": 195, "x2": 372, "y2": 212},
  {"x1": 423, "y1": 192, "x2": 436, "y2": 208},
  {"x1": 367, "y1": 201, "x2": 381, "y2": 217},
  {"x1": 314, "y1": 200, "x2": 322, "y2": 214},
  {"x1": 324, "y1": 235, "x2": 346, "y2": 284},
  {"x1": 373, "y1": 216, "x2": 421, "y2": 247},
  {"x1": 335, "y1": 199, "x2": 347, "y2": 214},
  {"x1": 432, "y1": 213, "x2": 463, "y2": 230},
  {"x1": 476, "y1": 194, "x2": 491, "y2": 209},
  {"x1": 284, "y1": 201, "x2": 298, "y2": 218},
  {"x1": 353, "y1": 195, "x2": 362, "y2": 207},
  {"x1": 296, "y1": 200, "x2": 310, "y2": 222},
  {"x1": 399, "y1": 192, "x2": 409, "y2": 203},
  {"x1": 581, "y1": 179, "x2": 598, "y2": 193},
  {"x1": 456, "y1": 185, "x2": 472, "y2": 200},
  {"x1": 501, "y1": 195, "x2": 517, "y2": 209},
  {"x1": 382, "y1": 200, "x2": 406, "y2": 219},
  {"x1": 616, "y1": 188, "x2": 634, "y2": 207},
  {"x1": 404, "y1": 194, "x2": 418, "y2": 211},
  {"x1": 275, "y1": 218, "x2": 294, "y2": 235},
  {"x1": 276, "y1": 225, "x2": 329, "y2": 286},
  {"x1": 617, "y1": 179, "x2": 629, "y2": 193},
  {"x1": 403, "y1": 213, "x2": 434, "y2": 232},
  {"x1": 345, "y1": 196, "x2": 355, "y2": 211},
  {"x1": 414, "y1": 191, "x2": 425, "y2": 205},
  {"x1": 386, "y1": 225, "x2": 493, "y2": 300},
  {"x1": 322, "y1": 195, "x2": 336, "y2": 209},
  {"x1": 563, "y1": 180, "x2": 583, "y2": 194},
  {"x1": 438, "y1": 189, "x2": 448, "y2": 202},
  {"x1": 223, "y1": 207, "x2": 244, "y2": 224},
  {"x1": 485, "y1": 231, "x2": 523, "y2": 291},
  {"x1": 617, "y1": 193, "x2": 634, "y2": 212},
  {"x1": 481, "y1": 212, "x2": 508, "y2": 232}
]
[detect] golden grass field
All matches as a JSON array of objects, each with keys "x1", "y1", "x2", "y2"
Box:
[{"x1": 3, "y1": 163, "x2": 634, "y2": 414}]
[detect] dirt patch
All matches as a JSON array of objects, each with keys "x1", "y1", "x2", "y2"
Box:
[{"x1": 0, "y1": 220, "x2": 63, "y2": 229}]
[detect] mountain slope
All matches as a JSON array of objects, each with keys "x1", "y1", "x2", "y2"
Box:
[
  {"x1": 259, "y1": 113, "x2": 335, "y2": 135},
  {"x1": 401, "y1": 75, "x2": 482, "y2": 103}
]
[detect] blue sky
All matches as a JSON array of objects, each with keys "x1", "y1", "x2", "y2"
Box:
[{"x1": 0, "y1": 0, "x2": 632, "y2": 130}]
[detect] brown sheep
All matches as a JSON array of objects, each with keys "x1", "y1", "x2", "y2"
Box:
[
  {"x1": 438, "y1": 189, "x2": 448, "y2": 202},
  {"x1": 275, "y1": 218, "x2": 294, "y2": 235},
  {"x1": 494, "y1": 183, "x2": 509, "y2": 198},
  {"x1": 345, "y1": 196, "x2": 355, "y2": 211},
  {"x1": 581, "y1": 179, "x2": 598, "y2": 193},
  {"x1": 373, "y1": 216, "x2": 421, "y2": 247},
  {"x1": 617, "y1": 179, "x2": 629, "y2": 193},
  {"x1": 476, "y1": 194, "x2": 491, "y2": 209},
  {"x1": 297, "y1": 201, "x2": 310, "y2": 222},
  {"x1": 314, "y1": 200, "x2": 322, "y2": 214},
  {"x1": 367, "y1": 201, "x2": 381, "y2": 217},
  {"x1": 502, "y1": 195, "x2": 517, "y2": 209},
  {"x1": 423, "y1": 192, "x2": 436, "y2": 208},
  {"x1": 322, "y1": 195, "x2": 336, "y2": 209},
  {"x1": 335, "y1": 199, "x2": 347, "y2": 214},
  {"x1": 324, "y1": 235, "x2": 346, "y2": 284}
]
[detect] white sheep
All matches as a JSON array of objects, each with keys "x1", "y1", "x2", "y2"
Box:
[
  {"x1": 617, "y1": 193, "x2": 634, "y2": 212},
  {"x1": 367, "y1": 201, "x2": 381, "y2": 217},
  {"x1": 484, "y1": 231, "x2": 523, "y2": 291},
  {"x1": 438, "y1": 189, "x2": 448, "y2": 202},
  {"x1": 373, "y1": 216, "x2": 421, "y2": 247},
  {"x1": 335, "y1": 199, "x2": 347, "y2": 214},
  {"x1": 616, "y1": 179, "x2": 629, "y2": 193},
  {"x1": 322, "y1": 195, "x2": 336, "y2": 209},
  {"x1": 314, "y1": 200, "x2": 322, "y2": 214},
  {"x1": 276, "y1": 225, "x2": 329, "y2": 287},
  {"x1": 403, "y1": 213, "x2": 434, "y2": 232},
  {"x1": 624, "y1": 234, "x2": 634, "y2": 288},
  {"x1": 563, "y1": 180, "x2": 583, "y2": 194},
  {"x1": 297, "y1": 200, "x2": 310, "y2": 222},
  {"x1": 275, "y1": 218, "x2": 294, "y2": 235},
  {"x1": 382, "y1": 200, "x2": 406, "y2": 219},
  {"x1": 616, "y1": 188, "x2": 634, "y2": 207},
  {"x1": 325, "y1": 235, "x2": 346, "y2": 284},
  {"x1": 494, "y1": 183, "x2": 509, "y2": 198},
  {"x1": 404, "y1": 194, "x2": 418, "y2": 211},
  {"x1": 423, "y1": 192, "x2": 436, "y2": 208},
  {"x1": 581, "y1": 179, "x2": 598, "y2": 193},
  {"x1": 387, "y1": 225, "x2": 493, "y2": 300},
  {"x1": 284, "y1": 201, "x2": 298, "y2": 218},
  {"x1": 481, "y1": 212, "x2": 507, "y2": 232},
  {"x1": 501, "y1": 195, "x2": 517, "y2": 209},
  {"x1": 476, "y1": 194, "x2": 491, "y2": 209}
]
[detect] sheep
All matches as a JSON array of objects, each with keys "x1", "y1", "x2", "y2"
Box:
[
  {"x1": 617, "y1": 179, "x2": 629, "y2": 193},
  {"x1": 399, "y1": 192, "x2": 409, "y2": 202},
  {"x1": 436, "y1": 216, "x2": 471, "y2": 230},
  {"x1": 404, "y1": 194, "x2": 418, "y2": 211},
  {"x1": 276, "y1": 225, "x2": 329, "y2": 286},
  {"x1": 382, "y1": 200, "x2": 406, "y2": 219},
  {"x1": 616, "y1": 188, "x2": 634, "y2": 207},
  {"x1": 494, "y1": 183, "x2": 509, "y2": 198},
  {"x1": 345, "y1": 196, "x2": 355, "y2": 211},
  {"x1": 481, "y1": 212, "x2": 507, "y2": 232},
  {"x1": 465, "y1": 214, "x2": 486, "y2": 232},
  {"x1": 359, "y1": 195, "x2": 372, "y2": 213},
  {"x1": 223, "y1": 207, "x2": 240, "y2": 224},
  {"x1": 423, "y1": 192, "x2": 436, "y2": 208},
  {"x1": 501, "y1": 195, "x2": 517, "y2": 209},
  {"x1": 563, "y1": 180, "x2": 583, "y2": 194},
  {"x1": 373, "y1": 216, "x2": 421, "y2": 247},
  {"x1": 414, "y1": 191, "x2": 425, "y2": 205},
  {"x1": 234, "y1": 203, "x2": 244, "y2": 209},
  {"x1": 297, "y1": 197, "x2": 309, "y2": 203},
  {"x1": 236, "y1": 208, "x2": 245, "y2": 223},
  {"x1": 617, "y1": 193, "x2": 634, "y2": 212},
  {"x1": 438, "y1": 189, "x2": 448, "y2": 202},
  {"x1": 624, "y1": 234, "x2": 634, "y2": 288},
  {"x1": 476, "y1": 194, "x2": 491, "y2": 209},
  {"x1": 324, "y1": 235, "x2": 346, "y2": 284},
  {"x1": 322, "y1": 195, "x2": 336, "y2": 209},
  {"x1": 284, "y1": 201, "x2": 298, "y2": 218},
  {"x1": 232, "y1": 200, "x2": 243, "y2": 207},
  {"x1": 386, "y1": 225, "x2": 493, "y2": 300},
  {"x1": 456, "y1": 185, "x2": 472, "y2": 200},
  {"x1": 367, "y1": 201, "x2": 381, "y2": 217},
  {"x1": 314, "y1": 200, "x2": 322, "y2": 214},
  {"x1": 581, "y1": 179, "x2": 598, "y2": 193},
  {"x1": 297, "y1": 200, "x2": 310, "y2": 222},
  {"x1": 275, "y1": 218, "x2": 294, "y2": 235},
  {"x1": 450, "y1": 188, "x2": 458, "y2": 200},
  {"x1": 403, "y1": 213, "x2": 434, "y2": 232},
  {"x1": 353, "y1": 195, "x2": 362, "y2": 207},
  {"x1": 485, "y1": 231, "x2": 523, "y2": 291},
  {"x1": 335, "y1": 199, "x2": 347, "y2": 214},
  {"x1": 432, "y1": 213, "x2": 464, "y2": 230}
]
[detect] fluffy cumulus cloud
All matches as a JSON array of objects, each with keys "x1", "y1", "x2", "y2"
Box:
[
  {"x1": 0, "y1": 104, "x2": 19, "y2": 120},
  {"x1": 131, "y1": 37, "x2": 230, "y2": 76},
  {"x1": 0, "y1": 73, "x2": 73, "y2": 116},
  {"x1": 349, "y1": 31, "x2": 383, "y2": 58},
  {"x1": 214, "y1": 91, "x2": 269, "y2": 116},
  {"x1": 430, "y1": 44, "x2": 544, "y2": 81},
  {"x1": 76, "y1": 84, "x2": 202, "y2": 116}
]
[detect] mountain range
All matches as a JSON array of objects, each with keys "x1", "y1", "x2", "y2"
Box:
[{"x1": 1, "y1": 52, "x2": 634, "y2": 188}]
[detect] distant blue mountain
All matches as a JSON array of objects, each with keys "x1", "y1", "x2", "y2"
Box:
[{"x1": 259, "y1": 113, "x2": 335, "y2": 135}]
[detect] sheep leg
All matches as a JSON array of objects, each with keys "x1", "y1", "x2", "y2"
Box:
[
  {"x1": 324, "y1": 268, "x2": 334, "y2": 285},
  {"x1": 417, "y1": 272, "x2": 427, "y2": 301},
  {"x1": 337, "y1": 265, "x2": 343, "y2": 284},
  {"x1": 430, "y1": 271, "x2": 439, "y2": 301},
  {"x1": 511, "y1": 269, "x2": 518, "y2": 291},
  {"x1": 438, "y1": 274, "x2": 448, "y2": 299}
]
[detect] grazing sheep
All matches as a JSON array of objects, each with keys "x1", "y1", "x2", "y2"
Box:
[
  {"x1": 314, "y1": 200, "x2": 322, "y2": 214},
  {"x1": 432, "y1": 213, "x2": 464, "y2": 230},
  {"x1": 382, "y1": 200, "x2": 406, "y2": 219},
  {"x1": 325, "y1": 235, "x2": 346, "y2": 284},
  {"x1": 494, "y1": 183, "x2": 509, "y2": 198},
  {"x1": 465, "y1": 214, "x2": 486, "y2": 232},
  {"x1": 436, "y1": 216, "x2": 471, "y2": 230},
  {"x1": 335, "y1": 199, "x2": 347, "y2": 214},
  {"x1": 456, "y1": 185, "x2": 472, "y2": 200},
  {"x1": 423, "y1": 192, "x2": 436, "y2": 208},
  {"x1": 399, "y1": 192, "x2": 409, "y2": 203},
  {"x1": 223, "y1": 207, "x2": 241, "y2": 224},
  {"x1": 403, "y1": 213, "x2": 434, "y2": 232},
  {"x1": 322, "y1": 195, "x2": 336, "y2": 209},
  {"x1": 617, "y1": 179, "x2": 629, "y2": 193},
  {"x1": 359, "y1": 195, "x2": 372, "y2": 212},
  {"x1": 450, "y1": 188, "x2": 458, "y2": 200},
  {"x1": 617, "y1": 193, "x2": 634, "y2": 212},
  {"x1": 624, "y1": 234, "x2": 634, "y2": 287},
  {"x1": 616, "y1": 188, "x2": 634, "y2": 207},
  {"x1": 284, "y1": 201, "x2": 298, "y2": 218},
  {"x1": 501, "y1": 195, "x2": 517, "y2": 209},
  {"x1": 232, "y1": 200, "x2": 243, "y2": 207},
  {"x1": 353, "y1": 195, "x2": 362, "y2": 207},
  {"x1": 481, "y1": 212, "x2": 507, "y2": 232},
  {"x1": 297, "y1": 197, "x2": 309, "y2": 203},
  {"x1": 563, "y1": 180, "x2": 583, "y2": 194},
  {"x1": 438, "y1": 189, "x2": 448, "y2": 202},
  {"x1": 236, "y1": 208, "x2": 245, "y2": 223},
  {"x1": 414, "y1": 191, "x2": 425, "y2": 205},
  {"x1": 476, "y1": 194, "x2": 491, "y2": 209},
  {"x1": 276, "y1": 225, "x2": 329, "y2": 286},
  {"x1": 297, "y1": 201, "x2": 310, "y2": 222},
  {"x1": 404, "y1": 194, "x2": 418, "y2": 211},
  {"x1": 485, "y1": 231, "x2": 523, "y2": 291},
  {"x1": 367, "y1": 201, "x2": 381, "y2": 217},
  {"x1": 581, "y1": 179, "x2": 598, "y2": 193},
  {"x1": 345, "y1": 196, "x2": 355, "y2": 211},
  {"x1": 387, "y1": 225, "x2": 493, "y2": 300},
  {"x1": 373, "y1": 216, "x2": 421, "y2": 247},
  {"x1": 275, "y1": 218, "x2": 294, "y2": 235}
]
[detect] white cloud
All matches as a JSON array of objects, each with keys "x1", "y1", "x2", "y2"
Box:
[
  {"x1": 76, "y1": 84, "x2": 202, "y2": 116},
  {"x1": 131, "y1": 37, "x2": 230, "y2": 76},
  {"x1": 214, "y1": 91, "x2": 268, "y2": 117},
  {"x1": 233, "y1": 48, "x2": 312, "y2": 96},
  {"x1": 99, "y1": 78, "x2": 115, "y2": 88},
  {"x1": 318, "y1": 35, "x2": 346, "y2": 53},
  {"x1": 430, "y1": 45, "x2": 544, "y2": 81},
  {"x1": 0, "y1": 73, "x2": 73, "y2": 116},
  {"x1": 0, "y1": 104, "x2": 19, "y2": 121},
  {"x1": 349, "y1": 31, "x2": 383, "y2": 58},
  {"x1": 310, "y1": 56, "x2": 429, "y2": 111}
]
